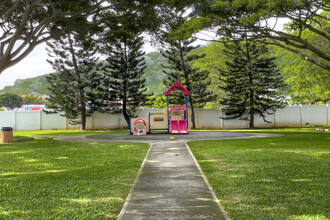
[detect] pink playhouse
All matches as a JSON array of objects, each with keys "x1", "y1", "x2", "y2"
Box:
[{"x1": 130, "y1": 81, "x2": 189, "y2": 135}]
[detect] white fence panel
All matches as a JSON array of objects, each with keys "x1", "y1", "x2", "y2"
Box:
[
  {"x1": 222, "y1": 118, "x2": 249, "y2": 128},
  {"x1": 301, "y1": 105, "x2": 328, "y2": 126},
  {"x1": 92, "y1": 112, "x2": 127, "y2": 129},
  {"x1": 41, "y1": 112, "x2": 67, "y2": 130},
  {"x1": 195, "y1": 109, "x2": 221, "y2": 129},
  {"x1": 136, "y1": 108, "x2": 164, "y2": 118},
  {"x1": 0, "y1": 105, "x2": 328, "y2": 131},
  {"x1": 0, "y1": 112, "x2": 14, "y2": 128},
  {"x1": 328, "y1": 105, "x2": 330, "y2": 125},
  {"x1": 275, "y1": 106, "x2": 301, "y2": 127},
  {"x1": 254, "y1": 113, "x2": 275, "y2": 128},
  {"x1": 15, "y1": 111, "x2": 39, "y2": 131}
]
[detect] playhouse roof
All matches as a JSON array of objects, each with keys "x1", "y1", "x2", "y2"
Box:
[
  {"x1": 165, "y1": 81, "x2": 190, "y2": 96},
  {"x1": 169, "y1": 105, "x2": 187, "y2": 112}
]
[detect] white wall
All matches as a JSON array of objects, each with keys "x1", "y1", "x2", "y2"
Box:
[
  {"x1": 41, "y1": 112, "x2": 67, "y2": 130},
  {"x1": 0, "y1": 105, "x2": 328, "y2": 131},
  {"x1": 195, "y1": 109, "x2": 222, "y2": 129},
  {"x1": 301, "y1": 105, "x2": 328, "y2": 126},
  {"x1": 275, "y1": 106, "x2": 301, "y2": 127}
]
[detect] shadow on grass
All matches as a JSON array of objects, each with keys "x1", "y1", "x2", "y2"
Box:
[
  {"x1": 0, "y1": 139, "x2": 149, "y2": 219},
  {"x1": 189, "y1": 132, "x2": 329, "y2": 220},
  {"x1": 13, "y1": 129, "x2": 128, "y2": 138}
]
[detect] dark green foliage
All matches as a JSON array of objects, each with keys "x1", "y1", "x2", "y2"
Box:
[
  {"x1": 220, "y1": 40, "x2": 285, "y2": 128},
  {"x1": 0, "y1": 93, "x2": 23, "y2": 111},
  {"x1": 46, "y1": 33, "x2": 103, "y2": 130},
  {"x1": 0, "y1": 0, "x2": 104, "y2": 73},
  {"x1": 192, "y1": 0, "x2": 329, "y2": 71},
  {"x1": 162, "y1": 38, "x2": 215, "y2": 128},
  {"x1": 102, "y1": 33, "x2": 148, "y2": 125},
  {"x1": 22, "y1": 94, "x2": 44, "y2": 105}
]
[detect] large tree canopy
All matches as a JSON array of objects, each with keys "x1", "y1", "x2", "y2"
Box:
[
  {"x1": 188, "y1": 0, "x2": 330, "y2": 71},
  {"x1": 0, "y1": 0, "x2": 185, "y2": 75},
  {"x1": 0, "y1": 93, "x2": 23, "y2": 111},
  {"x1": 0, "y1": 0, "x2": 108, "y2": 74}
]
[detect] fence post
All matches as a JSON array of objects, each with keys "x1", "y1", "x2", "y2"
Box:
[
  {"x1": 327, "y1": 104, "x2": 329, "y2": 125},
  {"x1": 220, "y1": 107, "x2": 223, "y2": 128},
  {"x1": 90, "y1": 113, "x2": 94, "y2": 130},
  {"x1": 65, "y1": 117, "x2": 68, "y2": 130},
  {"x1": 38, "y1": 110, "x2": 42, "y2": 130},
  {"x1": 13, "y1": 111, "x2": 16, "y2": 131},
  {"x1": 300, "y1": 105, "x2": 303, "y2": 127}
]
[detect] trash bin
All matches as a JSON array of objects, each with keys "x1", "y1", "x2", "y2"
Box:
[{"x1": 1, "y1": 127, "x2": 13, "y2": 143}]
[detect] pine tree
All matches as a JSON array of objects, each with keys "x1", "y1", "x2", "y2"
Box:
[
  {"x1": 161, "y1": 39, "x2": 215, "y2": 129},
  {"x1": 220, "y1": 40, "x2": 285, "y2": 128},
  {"x1": 102, "y1": 34, "x2": 148, "y2": 126},
  {"x1": 46, "y1": 32, "x2": 103, "y2": 130}
]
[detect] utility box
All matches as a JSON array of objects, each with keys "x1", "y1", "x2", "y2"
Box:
[{"x1": 1, "y1": 127, "x2": 13, "y2": 143}]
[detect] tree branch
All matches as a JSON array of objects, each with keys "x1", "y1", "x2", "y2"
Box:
[
  {"x1": 265, "y1": 39, "x2": 330, "y2": 70},
  {"x1": 0, "y1": 0, "x2": 108, "y2": 74}
]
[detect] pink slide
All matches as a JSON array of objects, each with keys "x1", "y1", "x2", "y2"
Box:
[{"x1": 170, "y1": 120, "x2": 188, "y2": 134}]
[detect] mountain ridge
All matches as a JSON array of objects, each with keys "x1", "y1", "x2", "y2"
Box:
[{"x1": 0, "y1": 51, "x2": 167, "y2": 96}]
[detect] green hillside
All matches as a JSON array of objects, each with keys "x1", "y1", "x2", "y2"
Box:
[
  {"x1": 143, "y1": 52, "x2": 167, "y2": 95},
  {"x1": 0, "y1": 51, "x2": 167, "y2": 96},
  {"x1": 0, "y1": 74, "x2": 51, "y2": 95}
]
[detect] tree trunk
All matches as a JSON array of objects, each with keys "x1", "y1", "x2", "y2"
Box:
[
  {"x1": 189, "y1": 95, "x2": 196, "y2": 129},
  {"x1": 122, "y1": 104, "x2": 130, "y2": 127},
  {"x1": 248, "y1": 76, "x2": 255, "y2": 129},
  {"x1": 249, "y1": 109, "x2": 255, "y2": 128},
  {"x1": 246, "y1": 37, "x2": 255, "y2": 129},
  {"x1": 122, "y1": 83, "x2": 129, "y2": 126},
  {"x1": 80, "y1": 102, "x2": 86, "y2": 130},
  {"x1": 68, "y1": 33, "x2": 86, "y2": 130},
  {"x1": 178, "y1": 41, "x2": 196, "y2": 129}
]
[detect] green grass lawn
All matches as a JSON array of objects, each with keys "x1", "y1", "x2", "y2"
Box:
[
  {"x1": 13, "y1": 129, "x2": 128, "y2": 140},
  {"x1": 188, "y1": 129, "x2": 330, "y2": 220},
  {"x1": 0, "y1": 137, "x2": 149, "y2": 219}
]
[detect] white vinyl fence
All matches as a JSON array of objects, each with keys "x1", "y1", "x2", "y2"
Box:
[{"x1": 0, "y1": 105, "x2": 329, "y2": 131}]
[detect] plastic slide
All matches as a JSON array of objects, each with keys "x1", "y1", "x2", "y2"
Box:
[{"x1": 170, "y1": 120, "x2": 188, "y2": 134}]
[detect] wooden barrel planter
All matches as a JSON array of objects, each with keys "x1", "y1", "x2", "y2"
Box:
[{"x1": 1, "y1": 127, "x2": 13, "y2": 143}]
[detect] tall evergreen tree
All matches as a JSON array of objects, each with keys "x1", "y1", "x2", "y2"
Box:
[
  {"x1": 46, "y1": 32, "x2": 103, "y2": 130},
  {"x1": 220, "y1": 40, "x2": 285, "y2": 128},
  {"x1": 102, "y1": 33, "x2": 148, "y2": 126},
  {"x1": 159, "y1": 9, "x2": 215, "y2": 129},
  {"x1": 162, "y1": 40, "x2": 215, "y2": 129}
]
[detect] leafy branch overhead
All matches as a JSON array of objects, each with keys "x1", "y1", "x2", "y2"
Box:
[
  {"x1": 189, "y1": 0, "x2": 330, "y2": 71},
  {"x1": 0, "y1": 0, "x2": 167, "y2": 74},
  {"x1": 0, "y1": 0, "x2": 107, "y2": 74}
]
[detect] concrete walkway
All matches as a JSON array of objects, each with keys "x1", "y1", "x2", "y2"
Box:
[
  {"x1": 55, "y1": 131, "x2": 281, "y2": 143},
  {"x1": 118, "y1": 142, "x2": 229, "y2": 220},
  {"x1": 53, "y1": 132, "x2": 281, "y2": 219}
]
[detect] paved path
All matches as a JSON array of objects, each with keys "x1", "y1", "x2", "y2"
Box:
[
  {"x1": 118, "y1": 142, "x2": 229, "y2": 220},
  {"x1": 53, "y1": 132, "x2": 281, "y2": 219},
  {"x1": 55, "y1": 131, "x2": 281, "y2": 143}
]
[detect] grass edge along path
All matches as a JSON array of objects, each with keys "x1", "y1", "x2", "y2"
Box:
[
  {"x1": 188, "y1": 128, "x2": 329, "y2": 220},
  {"x1": 0, "y1": 137, "x2": 149, "y2": 219},
  {"x1": 12, "y1": 129, "x2": 128, "y2": 140}
]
